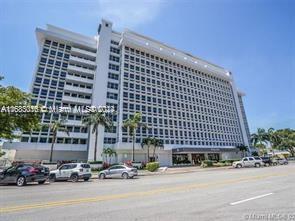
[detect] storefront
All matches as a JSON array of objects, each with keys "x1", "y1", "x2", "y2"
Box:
[{"x1": 172, "y1": 147, "x2": 240, "y2": 166}]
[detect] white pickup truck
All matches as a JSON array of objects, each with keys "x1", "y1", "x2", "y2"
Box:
[{"x1": 232, "y1": 157, "x2": 264, "y2": 168}]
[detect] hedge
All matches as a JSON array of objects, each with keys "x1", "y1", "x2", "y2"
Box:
[
  {"x1": 201, "y1": 160, "x2": 213, "y2": 167},
  {"x1": 146, "y1": 162, "x2": 160, "y2": 172}
]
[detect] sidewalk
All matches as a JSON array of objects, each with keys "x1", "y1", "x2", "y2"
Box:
[{"x1": 138, "y1": 165, "x2": 232, "y2": 176}]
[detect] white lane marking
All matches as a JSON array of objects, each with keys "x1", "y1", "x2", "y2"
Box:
[{"x1": 230, "y1": 193, "x2": 273, "y2": 205}]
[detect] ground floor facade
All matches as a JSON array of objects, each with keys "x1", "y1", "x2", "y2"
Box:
[
  {"x1": 172, "y1": 148, "x2": 241, "y2": 166},
  {"x1": 2, "y1": 142, "x2": 242, "y2": 166}
]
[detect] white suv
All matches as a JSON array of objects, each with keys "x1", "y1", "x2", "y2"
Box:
[
  {"x1": 49, "y1": 163, "x2": 92, "y2": 182},
  {"x1": 232, "y1": 157, "x2": 264, "y2": 168}
]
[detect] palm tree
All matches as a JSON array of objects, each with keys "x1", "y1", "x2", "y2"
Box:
[
  {"x1": 267, "y1": 128, "x2": 281, "y2": 149},
  {"x1": 151, "y1": 138, "x2": 163, "y2": 161},
  {"x1": 108, "y1": 148, "x2": 117, "y2": 164},
  {"x1": 122, "y1": 112, "x2": 146, "y2": 162},
  {"x1": 251, "y1": 128, "x2": 269, "y2": 147},
  {"x1": 102, "y1": 147, "x2": 117, "y2": 164},
  {"x1": 83, "y1": 111, "x2": 112, "y2": 161},
  {"x1": 48, "y1": 119, "x2": 69, "y2": 163},
  {"x1": 236, "y1": 144, "x2": 248, "y2": 157},
  {"x1": 141, "y1": 137, "x2": 153, "y2": 162}
]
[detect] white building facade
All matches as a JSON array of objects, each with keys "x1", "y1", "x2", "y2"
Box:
[{"x1": 4, "y1": 20, "x2": 251, "y2": 166}]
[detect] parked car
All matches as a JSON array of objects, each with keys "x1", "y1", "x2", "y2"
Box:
[
  {"x1": 260, "y1": 157, "x2": 273, "y2": 166},
  {"x1": 253, "y1": 157, "x2": 264, "y2": 166},
  {"x1": 0, "y1": 164, "x2": 49, "y2": 186},
  {"x1": 98, "y1": 165, "x2": 138, "y2": 179},
  {"x1": 272, "y1": 158, "x2": 288, "y2": 166},
  {"x1": 49, "y1": 163, "x2": 91, "y2": 182},
  {"x1": 232, "y1": 157, "x2": 263, "y2": 168}
]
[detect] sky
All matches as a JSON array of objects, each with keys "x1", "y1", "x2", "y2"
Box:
[{"x1": 0, "y1": 0, "x2": 294, "y2": 133}]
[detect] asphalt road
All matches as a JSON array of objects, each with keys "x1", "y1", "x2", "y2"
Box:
[{"x1": 1, "y1": 164, "x2": 295, "y2": 221}]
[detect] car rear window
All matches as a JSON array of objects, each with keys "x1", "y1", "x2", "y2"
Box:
[{"x1": 81, "y1": 164, "x2": 90, "y2": 168}]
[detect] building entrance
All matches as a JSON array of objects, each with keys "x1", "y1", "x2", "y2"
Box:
[{"x1": 191, "y1": 153, "x2": 205, "y2": 165}]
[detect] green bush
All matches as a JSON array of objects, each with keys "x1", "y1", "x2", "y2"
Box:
[
  {"x1": 88, "y1": 161, "x2": 103, "y2": 164},
  {"x1": 201, "y1": 160, "x2": 213, "y2": 167},
  {"x1": 91, "y1": 168, "x2": 102, "y2": 172},
  {"x1": 145, "y1": 162, "x2": 160, "y2": 172},
  {"x1": 213, "y1": 162, "x2": 226, "y2": 167},
  {"x1": 219, "y1": 159, "x2": 240, "y2": 164}
]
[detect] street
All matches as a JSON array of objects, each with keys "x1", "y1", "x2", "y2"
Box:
[{"x1": 1, "y1": 164, "x2": 295, "y2": 221}]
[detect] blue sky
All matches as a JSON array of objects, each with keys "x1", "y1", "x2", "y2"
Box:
[{"x1": 0, "y1": 0, "x2": 294, "y2": 133}]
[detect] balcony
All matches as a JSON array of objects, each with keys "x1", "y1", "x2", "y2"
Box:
[
  {"x1": 69, "y1": 55, "x2": 96, "y2": 67},
  {"x1": 67, "y1": 64, "x2": 95, "y2": 76},
  {"x1": 71, "y1": 47, "x2": 96, "y2": 59},
  {"x1": 66, "y1": 74, "x2": 93, "y2": 85},
  {"x1": 64, "y1": 84, "x2": 92, "y2": 94},
  {"x1": 62, "y1": 95, "x2": 91, "y2": 105}
]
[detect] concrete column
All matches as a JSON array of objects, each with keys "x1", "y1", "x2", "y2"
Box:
[{"x1": 88, "y1": 19, "x2": 113, "y2": 161}]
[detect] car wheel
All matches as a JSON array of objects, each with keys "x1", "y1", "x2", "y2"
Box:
[
  {"x1": 255, "y1": 163, "x2": 261, "y2": 168},
  {"x1": 70, "y1": 174, "x2": 79, "y2": 182},
  {"x1": 38, "y1": 180, "x2": 46, "y2": 184},
  {"x1": 237, "y1": 164, "x2": 242, "y2": 168},
  {"x1": 273, "y1": 162, "x2": 277, "y2": 166},
  {"x1": 49, "y1": 174, "x2": 56, "y2": 182},
  {"x1": 122, "y1": 172, "x2": 129, "y2": 179},
  {"x1": 99, "y1": 173, "x2": 106, "y2": 179},
  {"x1": 84, "y1": 178, "x2": 90, "y2": 181},
  {"x1": 16, "y1": 176, "x2": 26, "y2": 187}
]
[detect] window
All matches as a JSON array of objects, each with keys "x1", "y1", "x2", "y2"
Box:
[
  {"x1": 107, "y1": 82, "x2": 118, "y2": 90},
  {"x1": 110, "y1": 47, "x2": 120, "y2": 54},
  {"x1": 108, "y1": 72, "x2": 119, "y2": 80},
  {"x1": 107, "y1": 92, "x2": 118, "y2": 100}
]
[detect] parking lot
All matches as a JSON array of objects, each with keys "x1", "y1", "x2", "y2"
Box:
[{"x1": 0, "y1": 162, "x2": 294, "y2": 221}]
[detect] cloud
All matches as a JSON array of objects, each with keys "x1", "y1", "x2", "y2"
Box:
[{"x1": 97, "y1": 0, "x2": 166, "y2": 29}]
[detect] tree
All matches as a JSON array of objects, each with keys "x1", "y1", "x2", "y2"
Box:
[
  {"x1": 0, "y1": 76, "x2": 40, "y2": 139},
  {"x1": 256, "y1": 143, "x2": 267, "y2": 156},
  {"x1": 251, "y1": 128, "x2": 269, "y2": 147},
  {"x1": 83, "y1": 111, "x2": 112, "y2": 161},
  {"x1": 267, "y1": 128, "x2": 281, "y2": 149},
  {"x1": 122, "y1": 112, "x2": 146, "y2": 162},
  {"x1": 47, "y1": 119, "x2": 69, "y2": 162},
  {"x1": 236, "y1": 144, "x2": 248, "y2": 157},
  {"x1": 151, "y1": 137, "x2": 163, "y2": 161},
  {"x1": 141, "y1": 137, "x2": 153, "y2": 162},
  {"x1": 102, "y1": 147, "x2": 117, "y2": 164},
  {"x1": 275, "y1": 129, "x2": 295, "y2": 157}
]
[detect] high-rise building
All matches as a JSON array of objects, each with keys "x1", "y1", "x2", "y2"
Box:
[{"x1": 4, "y1": 19, "x2": 251, "y2": 166}]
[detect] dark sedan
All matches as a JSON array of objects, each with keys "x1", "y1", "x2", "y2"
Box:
[{"x1": 0, "y1": 164, "x2": 49, "y2": 186}]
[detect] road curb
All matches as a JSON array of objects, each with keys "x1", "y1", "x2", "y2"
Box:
[{"x1": 90, "y1": 166, "x2": 232, "y2": 178}]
